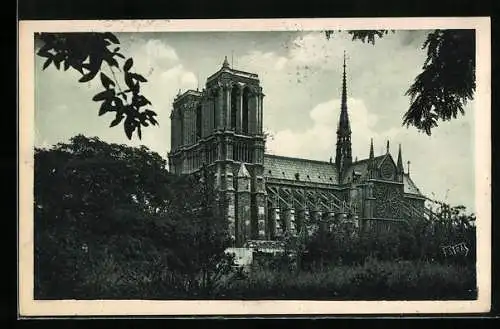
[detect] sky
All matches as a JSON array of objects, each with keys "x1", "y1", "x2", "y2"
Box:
[{"x1": 34, "y1": 30, "x2": 476, "y2": 212}]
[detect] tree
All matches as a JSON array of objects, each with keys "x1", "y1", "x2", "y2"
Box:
[
  {"x1": 301, "y1": 201, "x2": 476, "y2": 268},
  {"x1": 34, "y1": 135, "x2": 172, "y2": 298},
  {"x1": 34, "y1": 135, "x2": 234, "y2": 299},
  {"x1": 36, "y1": 33, "x2": 158, "y2": 140},
  {"x1": 160, "y1": 165, "x2": 235, "y2": 297},
  {"x1": 326, "y1": 29, "x2": 476, "y2": 135}
]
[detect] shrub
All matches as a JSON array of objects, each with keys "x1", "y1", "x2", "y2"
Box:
[{"x1": 216, "y1": 259, "x2": 476, "y2": 300}]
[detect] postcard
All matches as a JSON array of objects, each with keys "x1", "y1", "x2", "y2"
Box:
[{"x1": 18, "y1": 17, "x2": 491, "y2": 317}]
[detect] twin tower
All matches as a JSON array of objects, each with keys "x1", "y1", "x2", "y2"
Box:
[{"x1": 168, "y1": 56, "x2": 267, "y2": 244}]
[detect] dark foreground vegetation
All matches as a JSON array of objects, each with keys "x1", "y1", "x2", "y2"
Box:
[{"x1": 34, "y1": 135, "x2": 477, "y2": 300}]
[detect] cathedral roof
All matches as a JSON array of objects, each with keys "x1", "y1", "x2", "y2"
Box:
[
  {"x1": 403, "y1": 173, "x2": 423, "y2": 196},
  {"x1": 263, "y1": 154, "x2": 339, "y2": 184},
  {"x1": 206, "y1": 57, "x2": 259, "y2": 84},
  {"x1": 263, "y1": 153, "x2": 424, "y2": 196},
  {"x1": 344, "y1": 155, "x2": 386, "y2": 182}
]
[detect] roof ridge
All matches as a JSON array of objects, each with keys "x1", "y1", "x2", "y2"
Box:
[
  {"x1": 264, "y1": 153, "x2": 333, "y2": 165},
  {"x1": 351, "y1": 154, "x2": 385, "y2": 165}
]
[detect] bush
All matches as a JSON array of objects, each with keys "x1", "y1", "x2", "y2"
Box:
[
  {"x1": 215, "y1": 258, "x2": 477, "y2": 300},
  {"x1": 34, "y1": 136, "x2": 476, "y2": 300},
  {"x1": 34, "y1": 136, "x2": 234, "y2": 300}
]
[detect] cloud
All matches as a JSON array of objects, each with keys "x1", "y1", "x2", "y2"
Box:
[
  {"x1": 134, "y1": 39, "x2": 180, "y2": 72},
  {"x1": 275, "y1": 57, "x2": 288, "y2": 70},
  {"x1": 266, "y1": 97, "x2": 391, "y2": 161},
  {"x1": 265, "y1": 95, "x2": 475, "y2": 211},
  {"x1": 35, "y1": 38, "x2": 198, "y2": 160},
  {"x1": 234, "y1": 31, "x2": 428, "y2": 136},
  {"x1": 239, "y1": 51, "x2": 289, "y2": 74},
  {"x1": 287, "y1": 33, "x2": 343, "y2": 69},
  {"x1": 181, "y1": 71, "x2": 198, "y2": 88},
  {"x1": 33, "y1": 31, "x2": 476, "y2": 212},
  {"x1": 160, "y1": 64, "x2": 198, "y2": 90},
  {"x1": 145, "y1": 39, "x2": 179, "y2": 62}
]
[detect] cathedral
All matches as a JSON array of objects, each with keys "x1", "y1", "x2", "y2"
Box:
[{"x1": 168, "y1": 55, "x2": 427, "y2": 247}]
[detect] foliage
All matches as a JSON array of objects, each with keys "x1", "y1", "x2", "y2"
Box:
[
  {"x1": 159, "y1": 166, "x2": 235, "y2": 297},
  {"x1": 36, "y1": 33, "x2": 158, "y2": 140},
  {"x1": 34, "y1": 135, "x2": 476, "y2": 300},
  {"x1": 403, "y1": 30, "x2": 476, "y2": 134},
  {"x1": 324, "y1": 29, "x2": 476, "y2": 135},
  {"x1": 239, "y1": 203, "x2": 477, "y2": 300},
  {"x1": 301, "y1": 204, "x2": 476, "y2": 269},
  {"x1": 34, "y1": 135, "x2": 233, "y2": 299},
  {"x1": 219, "y1": 259, "x2": 476, "y2": 300},
  {"x1": 326, "y1": 30, "x2": 393, "y2": 44}
]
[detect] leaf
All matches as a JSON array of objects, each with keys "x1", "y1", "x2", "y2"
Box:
[
  {"x1": 124, "y1": 58, "x2": 133, "y2": 72},
  {"x1": 79, "y1": 70, "x2": 98, "y2": 83},
  {"x1": 104, "y1": 32, "x2": 120, "y2": 45},
  {"x1": 124, "y1": 118, "x2": 134, "y2": 140},
  {"x1": 137, "y1": 125, "x2": 142, "y2": 140},
  {"x1": 42, "y1": 57, "x2": 53, "y2": 70},
  {"x1": 37, "y1": 43, "x2": 53, "y2": 58},
  {"x1": 100, "y1": 72, "x2": 115, "y2": 89},
  {"x1": 107, "y1": 57, "x2": 119, "y2": 68},
  {"x1": 131, "y1": 82, "x2": 140, "y2": 94},
  {"x1": 133, "y1": 95, "x2": 151, "y2": 108},
  {"x1": 125, "y1": 73, "x2": 135, "y2": 91},
  {"x1": 112, "y1": 96, "x2": 124, "y2": 108},
  {"x1": 99, "y1": 101, "x2": 112, "y2": 116},
  {"x1": 144, "y1": 109, "x2": 157, "y2": 117},
  {"x1": 109, "y1": 114, "x2": 124, "y2": 127},
  {"x1": 92, "y1": 89, "x2": 115, "y2": 102},
  {"x1": 118, "y1": 92, "x2": 128, "y2": 102},
  {"x1": 63, "y1": 61, "x2": 70, "y2": 71},
  {"x1": 131, "y1": 73, "x2": 147, "y2": 82}
]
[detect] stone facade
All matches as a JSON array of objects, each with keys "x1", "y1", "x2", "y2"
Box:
[{"x1": 168, "y1": 56, "x2": 427, "y2": 247}]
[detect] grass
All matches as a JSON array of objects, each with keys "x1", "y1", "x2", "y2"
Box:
[
  {"x1": 36, "y1": 257, "x2": 477, "y2": 300},
  {"x1": 213, "y1": 259, "x2": 477, "y2": 300}
]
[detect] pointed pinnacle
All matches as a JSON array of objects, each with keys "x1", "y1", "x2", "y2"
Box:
[
  {"x1": 397, "y1": 143, "x2": 404, "y2": 170},
  {"x1": 223, "y1": 55, "x2": 230, "y2": 68},
  {"x1": 338, "y1": 51, "x2": 350, "y2": 133}
]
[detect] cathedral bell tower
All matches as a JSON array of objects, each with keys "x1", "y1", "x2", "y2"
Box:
[
  {"x1": 335, "y1": 52, "x2": 353, "y2": 182},
  {"x1": 168, "y1": 56, "x2": 267, "y2": 247}
]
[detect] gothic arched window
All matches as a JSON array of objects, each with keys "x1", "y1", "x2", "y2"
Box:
[
  {"x1": 213, "y1": 89, "x2": 218, "y2": 130},
  {"x1": 231, "y1": 86, "x2": 238, "y2": 130},
  {"x1": 196, "y1": 104, "x2": 202, "y2": 140},
  {"x1": 179, "y1": 111, "x2": 184, "y2": 145},
  {"x1": 242, "y1": 87, "x2": 250, "y2": 134}
]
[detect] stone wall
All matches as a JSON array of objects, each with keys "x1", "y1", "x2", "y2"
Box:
[{"x1": 372, "y1": 181, "x2": 405, "y2": 219}]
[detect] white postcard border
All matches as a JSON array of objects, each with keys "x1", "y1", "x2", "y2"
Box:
[{"x1": 18, "y1": 17, "x2": 491, "y2": 316}]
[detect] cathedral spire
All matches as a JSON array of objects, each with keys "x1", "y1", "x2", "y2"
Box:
[
  {"x1": 335, "y1": 51, "x2": 352, "y2": 180},
  {"x1": 397, "y1": 143, "x2": 404, "y2": 173},
  {"x1": 338, "y1": 51, "x2": 350, "y2": 135}
]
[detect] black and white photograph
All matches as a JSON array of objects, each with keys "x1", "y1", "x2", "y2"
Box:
[{"x1": 18, "y1": 18, "x2": 491, "y2": 316}]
